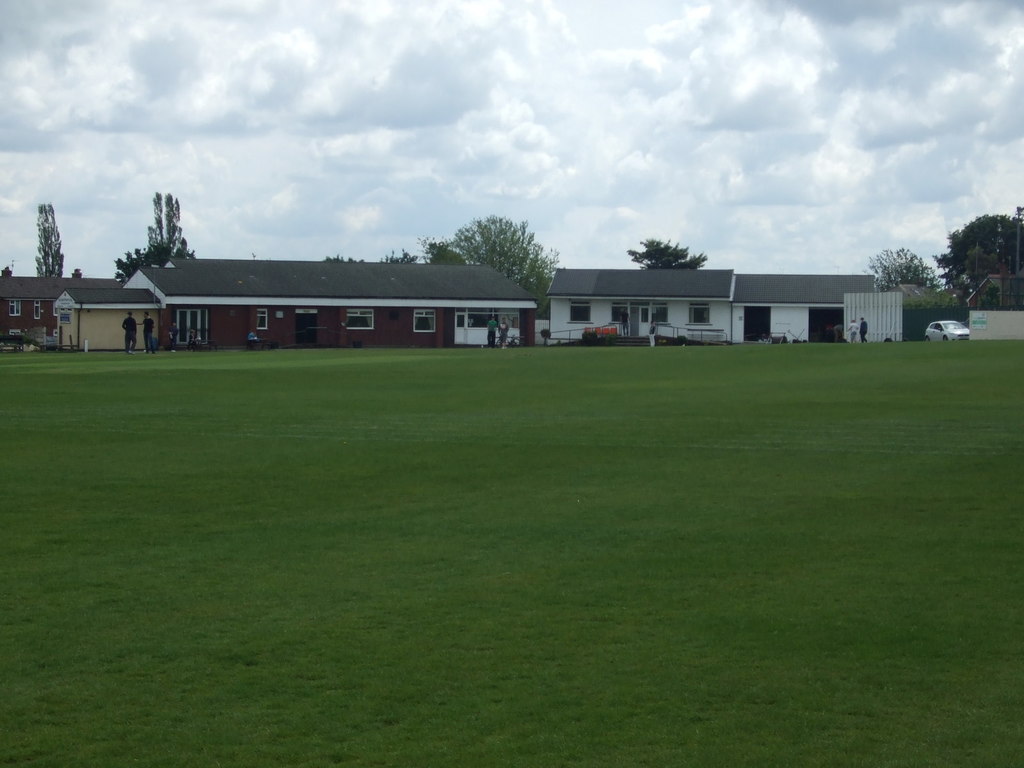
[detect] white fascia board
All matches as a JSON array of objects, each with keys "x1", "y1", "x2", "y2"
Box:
[
  {"x1": 160, "y1": 296, "x2": 535, "y2": 309},
  {"x1": 555, "y1": 295, "x2": 730, "y2": 302},
  {"x1": 76, "y1": 302, "x2": 160, "y2": 310}
]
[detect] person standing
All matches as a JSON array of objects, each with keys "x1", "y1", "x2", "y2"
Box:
[
  {"x1": 486, "y1": 315, "x2": 498, "y2": 348},
  {"x1": 498, "y1": 317, "x2": 509, "y2": 348},
  {"x1": 620, "y1": 309, "x2": 629, "y2": 336},
  {"x1": 648, "y1": 318, "x2": 658, "y2": 347},
  {"x1": 859, "y1": 317, "x2": 868, "y2": 343},
  {"x1": 168, "y1": 321, "x2": 178, "y2": 352},
  {"x1": 847, "y1": 319, "x2": 859, "y2": 343},
  {"x1": 142, "y1": 311, "x2": 156, "y2": 353},
  {"x1": 122, "y1": 311, "x2": 137, "y2": 354}
]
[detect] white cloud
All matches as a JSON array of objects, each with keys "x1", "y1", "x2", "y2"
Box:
[{"x1": 0, "y1": 0, "x2": 1022, "y2": 279}]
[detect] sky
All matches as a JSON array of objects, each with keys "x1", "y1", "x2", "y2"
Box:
[{"x1": 2, "y1": 0, "x2": 1023, "y2": 280}]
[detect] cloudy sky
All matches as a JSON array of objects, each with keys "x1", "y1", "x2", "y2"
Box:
[{"x1": 2, "y1": 0, "x2": 1022, "y2": 280}]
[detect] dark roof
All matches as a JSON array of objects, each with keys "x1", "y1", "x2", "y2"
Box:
[
  {"x1": 733, "y1": 274, "x2": 876, "y2": 304},
  {"x1": 0, "y1": 275, "x2": 120, "y2": 299},
  {"x1": 547, "y1": 269, "x2": 735, "y2": 299},
  {"x1": 138, "y1": 259, "x2": 536, "y2": 303},
  {"x1": 62, "y1": 287, "x2": 158, "y2": 305}
]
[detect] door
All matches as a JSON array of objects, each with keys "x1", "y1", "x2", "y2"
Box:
[
  {"x1": 743, "y1": 306, "x2": 770, "y2": 342},
  {"x1": 295, "y1": 311, "x2": 319, "y2": 345}
]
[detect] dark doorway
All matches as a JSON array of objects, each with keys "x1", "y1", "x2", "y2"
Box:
[
  {"x1": 295, "y1": 312, "x2": 319, "y2": 345},
  {"x1": 743, "y1": 306, "x2": 771, "y2": 342},
  {"x1": 809, "y1": 308, "x2": 843, "y2": 343}
]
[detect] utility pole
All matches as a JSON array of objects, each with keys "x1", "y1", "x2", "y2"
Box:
[{"x1": 1015, "y1": 207, "x2": 1023, "y2": 306}]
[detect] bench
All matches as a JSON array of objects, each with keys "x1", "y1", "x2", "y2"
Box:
[
  {"x1": 0, "y1": 334, "x2": 24, "y2": 352},
  {"x1": 246, "y1": 339, "x2": 279, "y2": 350}
]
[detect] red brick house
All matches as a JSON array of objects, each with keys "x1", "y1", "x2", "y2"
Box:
[
  {"x1": 124, "y1": 258, "x2": 537, "y2": 349},
  {"x1": 0, "y1": 266, "x2": 121, "y2": 346}
]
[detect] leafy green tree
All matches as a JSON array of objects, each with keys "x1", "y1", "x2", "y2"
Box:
[
  {"x1": 419, "y1": 237, "x2": 465, "y2": 265},
  {"x1": 35, "y1": 203, "x2": 64, "y2": 277},
  {"x1": 936, "y1": 214, "x2": 1015, "y2": 291},
  {"x1": 381, "y1": 249, "x2": 419, "y2": 264},
  {"x1": 868, "y1": 248, "x2": 941, "y2": 291},
  {"x1": 627, "y1": 239, "x2": 707, "y2": 269},
  {"x1": 115, "y1": 193, "x2": 195, "y2": 283},
  {"x1": 116, "y1": 242, "x2": 173, "y2": 284},
  {"x1": 903, "y1": 291, "x2": 959, "y2": 309},
  {"x1": 148, "y1": 193, "x2": 193, "y2": 258},
  {"x1": 448, "y1": 217, "x2": 559, "y2": 312}
]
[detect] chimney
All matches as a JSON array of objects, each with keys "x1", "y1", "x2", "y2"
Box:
[
  {"x1": 72, "y1": 268, "x2": 83, "y2": 279},
  {"x1": 1, "y1": 266, "x2": 11, "y2": 277}
]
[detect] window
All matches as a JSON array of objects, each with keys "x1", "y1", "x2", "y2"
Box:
[
  {"x1": 569, "y1": 301, "x2": 591, "y2": 322},
  {"x1": 174, "y1": 308, "x2": 209, "y2": 343},
  {"x1": 689, "y1": 303, "x2": 710, "y2": 324},
  {"x1": 347, "y1": 309, "x2": 373, "y2": 329},
  {"x1": 9, "y1": 300, "x2": 21, "y2": 317},
  {"x1": 34, "y1": 300, "x2": 42, "y2": 320},
  {"x1": 256, "y1": 309, "x2": 268, "y2": 330},
  {"x1": 652, "y1": 303, "x2": 668, "y2": 323},
  {"x1": 414, "y1": 309, "x2": 435, "y2": 332}
]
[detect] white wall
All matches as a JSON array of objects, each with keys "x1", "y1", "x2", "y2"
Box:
[
  {"x1": 845, "y1": 292, "x2": 902, "y2": 342},
  {"x1": 549, "y1": 298, "x2": 732, "y2": 341},
  {"x1": 969, "y1": 310, "x2": 1024, "y2": 340}
]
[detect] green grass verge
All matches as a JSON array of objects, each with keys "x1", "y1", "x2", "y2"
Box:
[{"x1": 2, "y1": 343, "x2": 1023, "y2": 766}]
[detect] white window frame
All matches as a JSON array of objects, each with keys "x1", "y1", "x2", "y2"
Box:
[
  {"x1": 569, "y1": 301, "x2": 591, "y2": 323},
  {"x1": 256, "y1": 309, "x2": 268, "y2": 331},
  {"x1": 9, "y1": 300, "x2": 21, "y2": 317},
  {"x1": 414, "y1": 309, "x2": 435, "y2": 332},
  {"x1": 347, "y1": 309, "x2": 374, "y2": 330},
  {"x1": 34, "y1": 300, "x2": 42, "y2": 320},
  {"x1": 689, "y1": 303, "x2": 710, "y2": 325}
]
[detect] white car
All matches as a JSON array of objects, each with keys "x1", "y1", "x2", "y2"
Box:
[{"x1": 924, "y1": 320, "x2": 970, "y2": 341}]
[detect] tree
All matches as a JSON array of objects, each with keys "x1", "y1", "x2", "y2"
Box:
[
  {"x1": 35, "y1": 203, "x2": 65, "y2": 277},
  {"x1": 419, "y1": 237, "x2": 465, "y2": 265},
  {"x1": 935, "y1": 214, "x2": 1015, "y2": 291},
  {"x1": 116, "y1": 242, "x2": 174, "y2": 284},
  {"x1": 381, "y1": 249, "x2": 419, "y2": 264},
  {"x1": 868, "y1": 248, "x2": 941, "y2": 291},
  {"x1": 115, "y1": 193, "x2": 196, "y2": 283},
  {"x1": 627, "y1": 239, "x2": 707, "y2": 270},
  {"x1": 447, "y1": 216, "x2": 559, "y2": 313},
  {"x1": 148, "y1": 193, "x2": 193, "y2": 259}
]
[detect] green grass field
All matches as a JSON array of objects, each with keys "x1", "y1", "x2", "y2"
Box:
[{"x1": 3, "y1": 342, "x2": 1023, "y2": 767}]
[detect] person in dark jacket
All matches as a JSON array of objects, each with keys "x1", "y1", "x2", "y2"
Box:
[{"x1": 121, "y1": 312, "x2": 137, "y2": 354}]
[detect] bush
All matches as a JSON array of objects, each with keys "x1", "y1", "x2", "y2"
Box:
[{"x1": 581, "y1": 330, "x2": 617, "y2": 346}]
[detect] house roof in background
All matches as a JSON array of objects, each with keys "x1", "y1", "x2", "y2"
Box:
[
  {"x1": 547, "y1": 269, "x2": 735, "y2": 299},
  {"x1": 61, "y1": 287, "x2": 158, "y2": 305},
  {"x1": 0, "y1": 275, "x2": 121, "y2": 299},
  {"x1": 732, "y1": 274, "x2": 876, "y2": 304},
  {"x1": 136, "y1": 259, "x2": 536, "y2": 303}
]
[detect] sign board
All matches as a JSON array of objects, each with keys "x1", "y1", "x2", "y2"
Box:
[
  {"x1": 59, "y1": 312, "x2": 72, "y2": 324},
  {"x1": 55, "y1": 296, "x2": 75, "y2": 311},
  {"x1": 971, "y1": 312, "x2": 987, "y2": 330}
]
